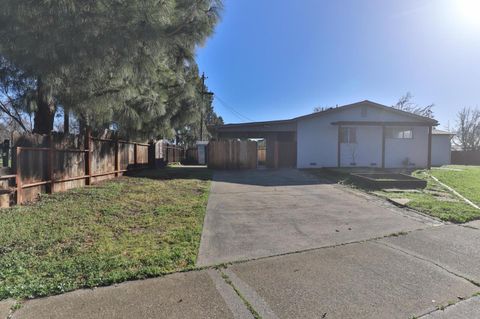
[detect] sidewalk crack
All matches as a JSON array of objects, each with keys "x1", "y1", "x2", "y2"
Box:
[{"x1": 218, "y1": 269, "x2": 262, "y2": 319}]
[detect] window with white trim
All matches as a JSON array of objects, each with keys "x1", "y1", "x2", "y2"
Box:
[
  {"x1": 386, "y1": 127, "x2": 413, "y2": 139},
  {"x1": 340, "y1": 127, "x2": 357, "y2": 144}
]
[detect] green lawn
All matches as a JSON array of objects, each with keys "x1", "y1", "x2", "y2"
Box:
[
  {"x1": 308, "y1": 168, "x2": 480, "y2": 223},
  {"x1": 429, "y1": 165, "x2": 480, "y2": 206},
  {"x1": 375, "y1": 170, "x2": 480, "y2": 223},
  {"x1": 0, "y1": 166, "x2": 212, "y2": 300}
]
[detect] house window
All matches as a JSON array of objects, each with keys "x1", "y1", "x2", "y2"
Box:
[
  {"x1": 340, "y1": 127, "x2": 357, "y2": 144},
  {"x1": 386, "y1": 127, "x2": 413, "y2": 139}
]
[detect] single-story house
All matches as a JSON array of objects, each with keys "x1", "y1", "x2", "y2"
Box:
[
  {"x1": 431, "y1": 129, "x2": 455, "y2": 166},
  {"x1": 213, "y1": 100, "x2": 450, "y2": 169}
]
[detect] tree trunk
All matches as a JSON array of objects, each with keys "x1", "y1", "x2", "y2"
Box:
[{"x1": 33, "y1": 77, "x2": 56, "y2": 134}]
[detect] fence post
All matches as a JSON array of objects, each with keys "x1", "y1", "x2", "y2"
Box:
[
  {"x1": 85, "y1": 127, "x2": 92, "y2": 185},
  {"x1": 148, "y1": 140, "x2": 155, "y2": 168},
  {"x1": 48, "y1": 133, "x2": 54, "y2": 194},
  {"x1": 15, "y1": 147, "x2": 21, "y2": 204},
  {"x1": 134, "y1": 143, "x2": 138, "y2": 168},
  {"x1": 115, "y1": 138, "x2": 119, "y2": 177},
  {"x1": 165, "y1": 144, "x2": 169, "y2": 164},
  {"x1": 2, "y1": 139, "x2": 9, "y2": 167}
]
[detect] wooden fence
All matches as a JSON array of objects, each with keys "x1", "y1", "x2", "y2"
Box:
[
  {"x1": 208, "y1": 140, "x2": 257, "y2": 169},
  {"x1": 185, "y1": 147, "x2": 199, "y2": 164},
  {"x1": 273, "y1": 141, "x2": 297, "y2": 168},
  {"x1": 2, "y1": 132, "x2": 185, "y2": 204},
  {"x1": 257, "y1": 147, "x2": 266, "y2": 166},
  {"x1": 451, "y1": 151, "x2": 480, "y2": 165}
]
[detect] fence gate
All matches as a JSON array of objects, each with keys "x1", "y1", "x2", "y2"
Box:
[{"x1": 208, "y1": 140, "x2": 257, "y2": 169}]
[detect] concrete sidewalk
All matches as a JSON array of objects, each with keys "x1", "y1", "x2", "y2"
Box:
[
  {"x1": 226, "y1": 238, "x2": 478, "y2": 319},
  {"x1": 421, "y1": 296, "x2": 480, "y2": 318},
  {"x1": 10, "y1": 224, "x2": 480, "y2": 319},
  {"x1": 11, "y1": 270, "x2": 246, "y2": 319}
]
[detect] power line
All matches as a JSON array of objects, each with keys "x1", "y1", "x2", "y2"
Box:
[
  {"x1": 214, "y1": 95, "x2": 253, "y2": 122},
  {"x1": 214, "y1": 95, "x2": 255, "y2": 122}
]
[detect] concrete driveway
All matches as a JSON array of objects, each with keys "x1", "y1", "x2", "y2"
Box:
[{"x1": 197, "y1": 169, "x2": 440, "y2": 266}]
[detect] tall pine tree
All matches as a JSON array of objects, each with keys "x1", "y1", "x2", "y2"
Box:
[{"x1": 0, "y1": 0, "x2": 222, "y2": 137}]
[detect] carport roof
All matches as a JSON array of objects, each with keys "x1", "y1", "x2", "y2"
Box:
[{"x1": 213, "y1": 100, "x2": 439, "y2": 133}]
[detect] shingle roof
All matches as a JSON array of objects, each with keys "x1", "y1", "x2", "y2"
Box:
[
  {"x1": 293, "y1": 100, "x2": 438, "y2": 125},
  {"x1": 216, "y1": 100, "x2": 439, "y2": 130}
]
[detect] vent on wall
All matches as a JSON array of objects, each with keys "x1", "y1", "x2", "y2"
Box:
[{"x1": 310, "y1": 162, "x2": 317, "y2": 166}]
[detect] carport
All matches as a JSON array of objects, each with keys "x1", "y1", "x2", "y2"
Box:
[{"x1": 213, "y1": 119, "x2": 297, "y2": 168}]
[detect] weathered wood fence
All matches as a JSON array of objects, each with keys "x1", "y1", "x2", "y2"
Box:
[
  {"x1": 185, "y1": 147, "x2": 199, "y2": 164},
  {"x1": 451, "y1": 151, "x2": 480, "y2": 165},
  {"x1": 1, "y1": 131, "x2": 185, "y2": 204},
  {"x1": 257, "y1": 146, "x2": 266, "y2": 166},
  {"x1": 208, "y1": 140, "x2": 257, "y2": 169}
]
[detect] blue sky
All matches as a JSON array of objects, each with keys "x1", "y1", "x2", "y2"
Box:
[{"x1": 196, "y1": 0, "x2": 480, "y2": 128}]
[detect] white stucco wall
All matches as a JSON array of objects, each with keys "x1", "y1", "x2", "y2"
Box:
[
  {"x1": 297, "y1": 103, "x2": 431, "y2": 168},
  {"x1": 340, "y1": 126, "x2": 382, "y2": 167},
  {"x1": 431, "y1": 135, "x2": 451, "y2": 166},
  {"x1": 384, "y1": 126, "x2": 429, "y2": 168}
]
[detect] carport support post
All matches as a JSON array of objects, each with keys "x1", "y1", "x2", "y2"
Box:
[
  {"x1": 337, "y1": 125, "x2": 341, "y2": 168},
  {"x1": 274, "y1": 141, "x2": 279, "y2": 168},
  {"x1": 427, "y1": 126, "x2": 432, "y2": 169},
  {"x1": 382, "y1": 125, "x2": 386, "y2": 169}
]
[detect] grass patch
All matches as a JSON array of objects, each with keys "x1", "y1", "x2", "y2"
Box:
[
  {"x1": 307, "y1": 168, "x2": 480, "y2": 223},
  {"x1": 375, "y1": 170, "x2": 480, "y2": 223},
  {"x1": 0, "y1": 166, "x2": 212, "y2": 300},
  {"x1": 430, "y1": 165, "x2": 480, "y2": 206}
]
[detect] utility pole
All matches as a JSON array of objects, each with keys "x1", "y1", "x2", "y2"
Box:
[{"x1": 200, "y1": 73, "x2": 214, "y2": 141}]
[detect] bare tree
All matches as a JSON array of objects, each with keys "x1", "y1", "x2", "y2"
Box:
[
  {"x1": 0, "y1": 57, "x2": 34, "y2": 134},
  {"x1": 313, "y1": 105, "x2": 337, "y2": 113},
  {"x1": 394, "y1": 92, "x2": 435, "y2": 118},
  {"x1": 455, "y1": 107, "x2": 480, "y2": 151}
]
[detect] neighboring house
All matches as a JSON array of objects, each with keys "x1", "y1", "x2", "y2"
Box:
[
  {"x1": 213, "y1": 100, "x2": 443, "y2": 169},
  {"x1": 431, "y1": 129, "x2": 454, "y2": 166}
]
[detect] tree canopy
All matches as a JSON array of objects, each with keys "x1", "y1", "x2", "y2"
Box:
[{"x1": 0, "y1": 0, "x2": 223, "y2": 138}]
